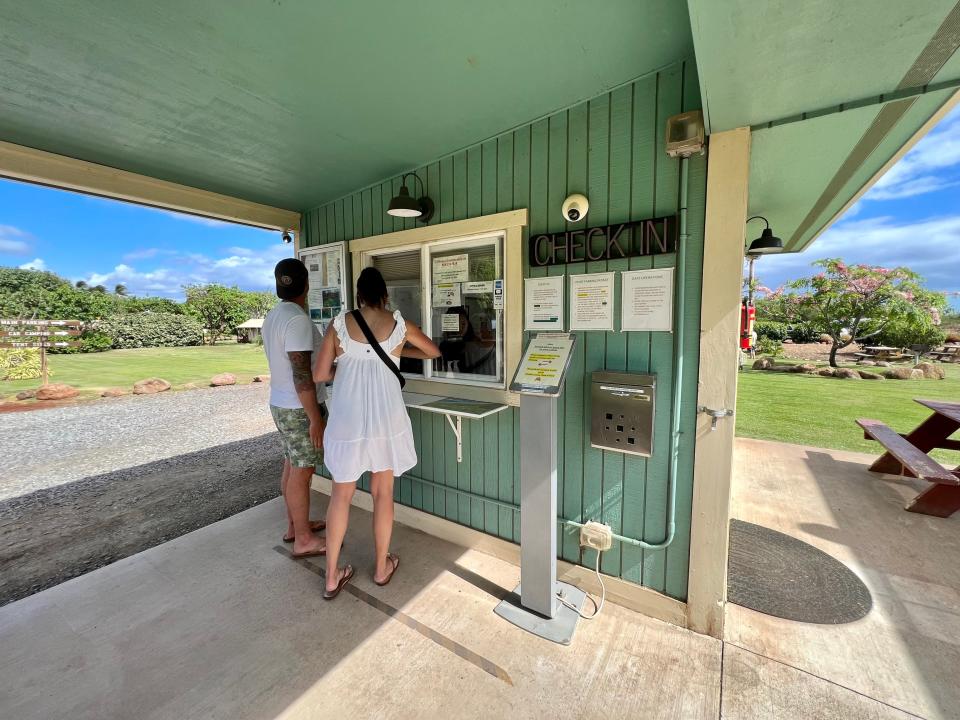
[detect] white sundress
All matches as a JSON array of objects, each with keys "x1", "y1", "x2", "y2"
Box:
[{"x1": 324, "y1": 310, "x2": 417, "y2": 483}]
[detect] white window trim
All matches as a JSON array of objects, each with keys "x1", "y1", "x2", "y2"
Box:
[{"x1": 349, "y1": 210, "x2": 527, "y2": 406}]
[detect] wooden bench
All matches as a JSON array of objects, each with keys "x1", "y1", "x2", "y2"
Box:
[{"x1": 857, "y1": 418, "x2": 960, "y2": 517}]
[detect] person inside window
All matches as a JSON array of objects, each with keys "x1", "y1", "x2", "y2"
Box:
[{"x1": 437, "y1": 306, "x2": 496, "y2": 376}]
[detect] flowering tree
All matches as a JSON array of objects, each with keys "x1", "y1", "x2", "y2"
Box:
[{"x1": 757, "y1": 259, "x2": 947, "y2": 367}]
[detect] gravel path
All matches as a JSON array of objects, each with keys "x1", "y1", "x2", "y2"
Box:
[{"x1": 0, "y1": 385, "x2": 290, "y2": 606}]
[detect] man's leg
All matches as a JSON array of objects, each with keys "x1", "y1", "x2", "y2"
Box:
[
  {"x1": 281, "y1": 459, "x2": 295, "y2": 540},
  {"x1": 370, "y1": 470, "x2": 396, "y2": 583},
  {"x1": 324, "y1": 481, "x2": 355, "y2": 593},
  {"x1": 287, "y1": 463, "x2": 324, "y2": 555}
]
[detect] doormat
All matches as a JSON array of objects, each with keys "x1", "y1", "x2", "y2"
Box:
[{"x1": 727, "y1": 519, "x2": 872, "y2": 624}]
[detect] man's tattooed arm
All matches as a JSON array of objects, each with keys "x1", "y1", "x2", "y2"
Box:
[{"x1": 288, "y1": 351, "x2": 314, "y2": 393}]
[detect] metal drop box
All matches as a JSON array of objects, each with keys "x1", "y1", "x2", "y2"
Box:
[{"x1": 590, "y1": 371, "x2": 656, "y2": 457}]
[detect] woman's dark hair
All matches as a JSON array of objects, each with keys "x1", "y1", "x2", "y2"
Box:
[{"x1": 356, "y1": 267, "x2": 389, "y2": 307}]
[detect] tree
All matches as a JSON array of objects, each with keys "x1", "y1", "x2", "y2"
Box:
[
  {"x1": 758, "y1": 259, "x2": 947, "y2": 367},
  {"x1": 241, "y1": 290, "x2": 277, "y2": 319},
  {"x1": 75, "y1": 280, "x2": 88, "y2": 290},
  {"x1": 183, "y1": 284, "x2": 248, "y2": 345},
  {"x1": 114, "y1": 283, "x2": 128, "y2": 296}
]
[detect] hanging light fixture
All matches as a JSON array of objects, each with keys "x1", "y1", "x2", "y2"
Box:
[
  {"x1": 746, "y1": 216, "x2": 783, "y2": 255},
  {"x1": 387, "y1": 172, "x2": 434, "y2": 223}
]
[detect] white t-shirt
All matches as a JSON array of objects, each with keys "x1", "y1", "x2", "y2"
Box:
[{"x1": 262, "y1": 301, "x2": 327, "y2": 408}]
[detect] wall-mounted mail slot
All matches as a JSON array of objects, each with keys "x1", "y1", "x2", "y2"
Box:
[{"x1": 590, "y1": 371, "x2": 656, "y2": 457}]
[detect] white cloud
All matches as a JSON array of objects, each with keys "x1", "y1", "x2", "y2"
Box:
[
  {"x1": 155, "y1": 209, "x2": 233, "y2": 228},
  {"x1": 0, "y1": 225, "x2": 32, "y2": 254},
  {"x1": 19, "y1": 258, "x2": 47, "y2": 271},
  {"x1": 78, "y1": 244, "x2": 293, "y2": 299},
  {"x1": 865, "y1": 105, "x2": 960, "y2": 201}
]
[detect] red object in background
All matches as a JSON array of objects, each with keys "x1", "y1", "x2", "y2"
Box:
[{"x1": 739, "y1": 300, "x2": 755, "y2": 350}]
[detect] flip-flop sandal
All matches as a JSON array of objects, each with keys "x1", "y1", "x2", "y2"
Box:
[
  {"x1": 323, "y1": 565, "x2": 354, "y2": 600},
  {"x1": 291, "y1": 546, "x2": 326, "y2": 559},
  {"x1": 374, "y1": 554, "x2": 400, "y2": 587},
  {"x1": 283, "y1": 520, "x2": 327, "y2": 543}
]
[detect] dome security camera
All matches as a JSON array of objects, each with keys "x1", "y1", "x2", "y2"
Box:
[
  {"x1": 562, "y1": 194, "x2": 589, "y2": 223},
  {"x1": 281, "y1": 231, "x2": 293, "y2": 244}
]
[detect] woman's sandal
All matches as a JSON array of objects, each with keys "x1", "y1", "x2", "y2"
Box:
[
  {"x1": 323, "y1": 565, "x2": 354, "y2": 600},
  {"x1": 283, "y1": 520, "x2": 327, "y2": 543},
  {"x1": 374, "y1": 554, "x2": 400, "y2": 587}
]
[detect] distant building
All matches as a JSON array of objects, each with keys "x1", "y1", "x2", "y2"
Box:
[{"x1": 235, "y1": 318, "x2": 263, "y2": 343}]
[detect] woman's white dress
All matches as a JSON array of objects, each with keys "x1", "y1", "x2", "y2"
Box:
[{"x1": 324, "y1": 310, "x2": 417, "y2": 483}]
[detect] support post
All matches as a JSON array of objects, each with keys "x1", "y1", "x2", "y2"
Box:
[
  {"x1": 40, "y1": 347, "x2": 48, "y2": 386},
  {"x1": 687, "y1": 127, "x2": 751, "y2": 638}
]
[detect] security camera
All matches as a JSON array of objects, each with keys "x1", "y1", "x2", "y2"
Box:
[
  {"x1": 281, "y1": 231, "x2": 293, "y2": 244},
  {"x1": 562, "y1": 193, "x2": 589, "y2": 223}
]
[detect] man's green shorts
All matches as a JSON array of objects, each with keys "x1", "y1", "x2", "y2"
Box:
[{"x1": 270, "y1": 404, "x2": 326, "y2": 469}]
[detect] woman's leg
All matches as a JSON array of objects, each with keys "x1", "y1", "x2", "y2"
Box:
[
  {"x1": 369, "y1": 470, "x2": 396, "y2": 583},
  {"x1": 324, "y1": 480, "x2": 356, "y2": 592}
]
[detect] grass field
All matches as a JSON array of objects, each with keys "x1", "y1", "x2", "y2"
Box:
[
  {"x1": 0, "y1": 344, "x2": 269, "y2": 401},
  {"x1": 736, "y1": 360, "x2": 960, "y2": 466}
]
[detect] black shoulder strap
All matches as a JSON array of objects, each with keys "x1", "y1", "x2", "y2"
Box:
[{"x1": 350, "y1": 310, "x2": 405, "y2": 389}]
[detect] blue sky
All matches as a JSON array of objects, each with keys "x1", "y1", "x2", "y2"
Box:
[
  {"x1": 0, "y1": 104, "x2": 958, "y2": 305},
  {"x1": 756, "y1": 103, "x2": 960, "y2": 310},
  {"x1": 0, "y1": 183, "x2": 291, "y2": 299}
]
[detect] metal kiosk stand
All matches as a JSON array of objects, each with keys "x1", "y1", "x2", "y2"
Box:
[{"x1": 494, "y1": 333, "x2": 585, "y2": 644}]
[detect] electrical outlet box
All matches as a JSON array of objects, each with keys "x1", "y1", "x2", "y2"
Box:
[{"x1": 579, "y1": 521, "x2": 613, "y2": 552}]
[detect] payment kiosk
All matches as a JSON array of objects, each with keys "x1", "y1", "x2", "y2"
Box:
[{"x1": 495, "y1": 332, "x2": 585, "y2": 644}]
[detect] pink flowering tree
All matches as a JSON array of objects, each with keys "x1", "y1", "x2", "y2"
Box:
[{"x1": 757, "y1": 259, "x2": 947, "y2": 367}]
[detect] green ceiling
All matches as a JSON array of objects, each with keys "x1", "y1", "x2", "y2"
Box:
[
  {"x1": 0, "y1": 0, "x2": 692, "y2": 211},
  {"x1": 688, "y1": 0, "x2": 960, "y2": 251}
]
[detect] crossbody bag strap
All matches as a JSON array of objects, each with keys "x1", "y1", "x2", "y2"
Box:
[{"x1": 350, "y1": 310, "x2": 406, "y2": 389}]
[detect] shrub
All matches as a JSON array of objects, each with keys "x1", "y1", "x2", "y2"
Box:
[
  {"x1": 754, "y1": 321, "x2": 789, "y2": 342},
  {"x1": 876, "y1": 317, "x2": 946, "y2": 350},
  {"x1": 788, "y1": 323, "x2": 821, "y2": 344},
  {"x1": 97, "y1": 312, "x2": 204, "y2": 349},
  {"x1": 755, "y1": 337, "x2": 783, "y2": 357},
  {"x1": 0, "y1": 348, "x2": 44, "y2": 380}
]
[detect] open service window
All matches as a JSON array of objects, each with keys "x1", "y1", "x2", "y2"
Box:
[{"x1": 363, "y1": 233, "x2": 504, "y2": 387}]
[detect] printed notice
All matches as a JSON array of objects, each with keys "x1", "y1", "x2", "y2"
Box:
[
  {"x1": 432, "y1": 283, "x2": 462, "y2": 307},
  {"x1": 493, "y1": 279, "x2": 504, "y2": 309},
  {"x1": 441, "y1": 313, "x2": 462, "y2": 332},
  {"x1": 510, "y1": 333, "x2": 576, "y2": 394},
  {"x1": 432, "y1": 254, "x2": 470, "y2": 283},
  {"x1": 524, "y1": 275, "x2": 564, "y2": 331},
  {"x1": 463, "y1": 281, "x2": 493, "y2": 295},
  {"x1": 569, "y1": 272, "x2": 615, "y2": 331},
  {"x1": 621, "y1": 268, "x2": 674, "y2": 331}
]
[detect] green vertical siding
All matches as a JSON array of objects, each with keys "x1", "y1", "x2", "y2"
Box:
[{"x1": 302, "y1": 59, "x2": 705, "y2": 600}]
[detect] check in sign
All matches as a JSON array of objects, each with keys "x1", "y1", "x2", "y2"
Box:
[{"x1": 510, "y1": 333, "x2": 576, "y2": 396}]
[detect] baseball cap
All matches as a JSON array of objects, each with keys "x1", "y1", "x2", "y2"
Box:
[{"x1": 274, "y1": 258, "x2": 308, "y2": 300}]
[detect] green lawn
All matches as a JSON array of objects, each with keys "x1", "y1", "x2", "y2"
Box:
[
  {"x1": 0, "y1": 344, "x2": 269, "y2": 401},
  {"x1": 736, "y1": 360, "x2": 960, "y2": 466}
]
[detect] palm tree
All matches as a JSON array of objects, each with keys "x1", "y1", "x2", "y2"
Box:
[
  {"x1": 75, "y1": 280, "x2": 88, "y2": 290},
  {"x1": 91, "y1": 285, "x2": 107, "y2": 294},
  {"x1": 114, "y1": 283, "x2": 128, "y2": 296}
]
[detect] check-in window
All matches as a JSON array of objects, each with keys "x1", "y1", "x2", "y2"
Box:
[{"x1": 364, "y1": 233, "x2": 504, "y2": 388}]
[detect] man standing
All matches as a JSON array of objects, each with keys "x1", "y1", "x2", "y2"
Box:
[{"x1": 263, "y1": 258, "x2": 326, "y2": 558}]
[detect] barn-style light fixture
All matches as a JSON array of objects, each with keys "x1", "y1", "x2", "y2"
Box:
[
  {"x1": 746, "y1": 216, "x2": 783, "y2": 255},
  {"x1": 387, "y1": 172, "x2": 434, "y2": 223}
]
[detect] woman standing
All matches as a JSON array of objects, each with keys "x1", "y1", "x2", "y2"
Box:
[{"x1": 313, "y1": 268, "x2": 440, "y2": 599}]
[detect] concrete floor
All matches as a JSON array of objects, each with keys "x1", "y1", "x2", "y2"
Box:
[
  {"x1": 729, "y1": 438, "x2": 960, "y2": 720},
  {"x1": 3, "y1": 439, "x2": 956, "y2": 719}
]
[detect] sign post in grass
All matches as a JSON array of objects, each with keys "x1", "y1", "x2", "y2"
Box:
[{"x1": 0, "y1": 319, "x2": 82, "y2": 385}]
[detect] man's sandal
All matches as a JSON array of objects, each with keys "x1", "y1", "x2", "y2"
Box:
[
  {"x1": 282, "y1": 520, "x2": 327, "y2": 543},
  {"x1": 374, "y1": 554, "x2": 400, "y2": 587},
  {"x1": 323, "y1": 565, "x2": 354, "y2": 600}
]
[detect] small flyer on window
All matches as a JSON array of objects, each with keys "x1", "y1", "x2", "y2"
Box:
[
  {"x1": 432, "y1": 283, "x2": 462, "y2": 307},
  {"x1": 432, "y1": 254, "x2": 469, "y2": 283},
  {"x1": 463, "y1": 281, "x2": 493, "y2": 295}
]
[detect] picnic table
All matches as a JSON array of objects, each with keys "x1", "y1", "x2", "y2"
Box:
[
  {"x1": 857, "y1": 399, "x2": 960, "y2": 517},
  {"x1": 852, "y1": 345, "x2": 912, "y2": 363},
  {"x1": 928, "y1": 343, "x2": 960, "y2": 363}
]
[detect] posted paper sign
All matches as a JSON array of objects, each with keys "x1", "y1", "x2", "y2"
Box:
[
  {"x1": 493, "y1": 279, "x2": 504, "y2": 309},
  {"x1": 524, "y1": 276, "x2": 564, "y2": 331},
  {"x1": 621, "y1": 268, "x2": 674, "y2": 331},
  {"x1": 432, "y1": 283, "x2": 462, "y2": 307},
  {"x1": 569, "y1": 272, "x2": 615, "y2": 331},
  {"x1": 432, "y1": 254, "x2": 470, "y2": 283},
  {"x1": 463, "y1": 281, "x2": 493, "y2": 295},
  {"x1": 511, "y1": 333, "x2": 576, "y2": 394},
  {"x1": 441, "y1": 313, "x2": 462, "y2": 332}
]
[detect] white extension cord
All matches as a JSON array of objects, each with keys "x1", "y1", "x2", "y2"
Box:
[{"x1": 556, "y1": 550, "x2": 606, "y2": 620}]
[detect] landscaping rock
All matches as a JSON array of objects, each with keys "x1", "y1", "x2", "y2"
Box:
[
  {"x1": 752, "y1": 358, "x2": 772, "y2": 370},
  {"x1": 788, "y1": 363, "x2": 817, "y2": 373},
  {"x1": 857, "y1": 360, "x2": 875, "y2": 366},
  {"x1": 35, "y1": 384, "x2": 79, "y2": 401},
  {"x1": 133, "y1": 378, "x2": 171, "y2": 395},
  {"x1": 857, "y1": 370, "x2": 883, "y2": 380},
  {"x1": 875, "y1": 361, "x2": 891, "y2": 367},
  {"x1": 836, "y1": 369, "x2": 861, "y2": 380},
  {"x1": 883, "y1": 367, "x2": 922, "y2": 380},
  {"x1": 253, "y1": 374, "x2": 271, "y2": 383},
  {"x1": 914, "y1": 362, "x2": 945, "y2": 380},
  {"x1": 210, "y1": 373, "x2": 237, "y2": 387},
  {"x1": 15, "y1": 389, "x2": 36, "y2": 400},
  {"x1": 819, "y1": 333, "x2": 833, "y2": 344},
  {"x1": 101, "y1": 388, "x2": 128, "y2": 398},
  {"x1": 784, "y1": 339, "x2": 794, "y2": 344},
  {"x1": 817, "y1": 368, "x2": 836, "y2": 377}
]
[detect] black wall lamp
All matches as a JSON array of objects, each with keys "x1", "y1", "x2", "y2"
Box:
[
  {"x1": 387, "y1": 173, "x2": 434, "y2": 223},
  {"x1": 745, "y1": 216, "x2": 783, "y2": 255}
]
